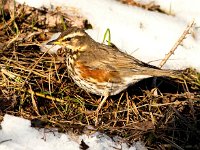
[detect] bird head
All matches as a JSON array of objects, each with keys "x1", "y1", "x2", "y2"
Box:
[{"x1": 47, "y1": 27, "x2": 90, "y2": 52}]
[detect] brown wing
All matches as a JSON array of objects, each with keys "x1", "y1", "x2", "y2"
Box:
[
  {"x1": 76, "y1": 43, "x2": 173, "y2": 79},
  {"x1": 75, "y1": 60, "x2": 122, "y2": 83}
]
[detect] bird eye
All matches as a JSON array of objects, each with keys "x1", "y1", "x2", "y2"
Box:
[{"x1": 66, "y1": 37, "x2": 71, "y2": 41}]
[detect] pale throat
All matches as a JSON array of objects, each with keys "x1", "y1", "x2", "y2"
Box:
[
  {"x1": 64, "y1": 42, "x2": 88, "y2": 71},
  {"x1": 66, "y1": 46, "x2": 86, "y2": 68}
]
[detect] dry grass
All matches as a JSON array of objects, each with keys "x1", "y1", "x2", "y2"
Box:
[{"x1": 0, "y1": 2, "x2": 200, "y2": 150}]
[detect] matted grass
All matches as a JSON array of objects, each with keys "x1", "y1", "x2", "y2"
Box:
[{"x1": 0, "y1": 2, "x2": 200, "y2": 149}]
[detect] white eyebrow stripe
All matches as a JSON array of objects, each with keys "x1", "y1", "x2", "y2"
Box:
[{"x1": 63, "y1": 32, "x2": 85, "y2": 39}]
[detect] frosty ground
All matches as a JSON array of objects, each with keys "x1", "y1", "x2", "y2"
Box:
[{"x1": 0, "y1": 0, "x2": 200, "y2": 149}]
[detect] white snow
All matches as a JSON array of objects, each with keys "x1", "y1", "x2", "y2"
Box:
[
  {"x1": 0, "y1": 114, "x2": 146, "y2": 150},
  {"x1": 2, "y1": 0, "x2": 200, "y2": 149},
  {"x1": 149, "y1": 0, "x2": 200, "y2": 24},
  {"x1": 16, "y1": 0, "x2": 200, "y2": 71}
]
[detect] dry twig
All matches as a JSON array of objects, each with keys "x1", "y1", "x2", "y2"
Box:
[{"x1": 159, "y1": 20, "x2": 195, "y2": 68}]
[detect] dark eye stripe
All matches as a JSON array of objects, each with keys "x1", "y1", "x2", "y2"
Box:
[{"x1": 66, "y1": 37, "x2": 71, "y2": 41}]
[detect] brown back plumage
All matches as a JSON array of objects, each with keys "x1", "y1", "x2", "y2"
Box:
[{"x1": 47, "y1": 27, "x2": 180, "y2": 96}]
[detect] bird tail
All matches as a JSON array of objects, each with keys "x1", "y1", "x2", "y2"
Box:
[
  {"x1": 141, "y1": 68, "x2": 182, "y2": 79},
  {"x1": 154, "y1": 68, "x2": 200, "y2": 88}
]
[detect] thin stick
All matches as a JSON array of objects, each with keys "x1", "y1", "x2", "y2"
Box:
[
  {"x1": 126, "y1": 92, "x2": 130, "y2": 124},
  {"x1": 27, "y1": 89, "x2": 66, "y2": 104},
  {"x1": 29, "y1": 85, "x2": 40, "y2": 116},
  {"x1": 159, "y1": 20, "x2": 195, "y2": 68}
]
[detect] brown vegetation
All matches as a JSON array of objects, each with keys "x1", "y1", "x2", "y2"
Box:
[{"x1": 0, "y1": 2, "x2": 200, "y2": 149}]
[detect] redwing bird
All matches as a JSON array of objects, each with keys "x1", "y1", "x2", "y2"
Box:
[{"x1": 47, "y1": 27, "x2": 180, "y2": 118}]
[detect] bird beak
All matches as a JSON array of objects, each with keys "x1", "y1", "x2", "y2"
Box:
[{"x1": 46, "y1": 39, "x2": 61, "y2": 45}]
